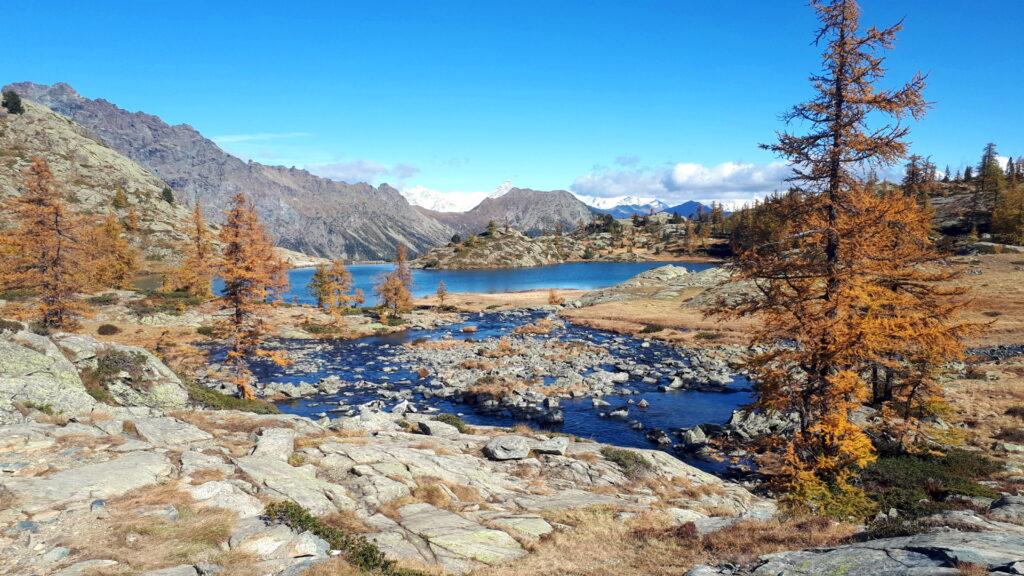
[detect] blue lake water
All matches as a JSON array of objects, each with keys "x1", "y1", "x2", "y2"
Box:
[{"x1": 242, "y1": 261, "x2": 714, "y2": 306}]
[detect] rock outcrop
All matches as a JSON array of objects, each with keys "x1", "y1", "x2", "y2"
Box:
[
  {"x1": 414, "y1": 227, "x2": 582, "y2": 269},
  {"x1": 0, "y1": 99, "x2": 194, "y2": 264}
]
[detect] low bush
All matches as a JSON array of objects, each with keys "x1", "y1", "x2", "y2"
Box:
[
  {"x1": 600, "y1": 447, "x2": 655, "y2": 479},
  {"x1": 1005, "y1": 406, "x2": 1024, "y2": 420},
  {"x1": 0, "y1": 289, "x2": 35, "y2": 302},
  {"x1": 263, "y1": 501, "x2": 422, "y2": 575},
  {"x1": 639, "y1": 324, "x2": 663, "y2": 334},
  {"x1": 995, "y1": 428, "x2": 1024, "y2": 443},
  {"x1": 433, "y1": 413, "x2": 469, "y2": 434},
  {"x1": 862, "y1": 449, "x2": 1000, "y2": 519},
  {"x1": 87, "y1": 294, "x2": 119, "y2": 306},
  {"x1": 694, "y1": 331, "x2": 722, "y2": 341},
  {"x1": 863, "y1": 516, "x2": 923, "y2": 539},
  {"x1": 97, "y1": 324, "x2": 121, "y2": 336},
  {"x1": 0, "y1": 318, "x2": 24, "y2": 333},
  {"x1": 195, "y1": 325, "x2": 215, "y2": 337},
  {"x1": 301, "y1": 322, "x2": 344, "y2": 335},
  {"x1": 185, "y1": 381, "x2": 279, "y2": 414}
]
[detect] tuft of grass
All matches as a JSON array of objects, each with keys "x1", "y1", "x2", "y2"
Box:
[
  {"x1": 21, "y1": 401, "x2": 55, "y2": 415},
  {"x1": 432, "y1": 413, "x2": 469, "y2": 434},
  {"x1": 87, "y1": 293, "x2": 119, "y2": 305},
  {"x1": 600, "y1": 447, "x2": 655, "y2": 480},
  {"x1": 184, "y1": 380, "x2": 280, "y2": 414}
]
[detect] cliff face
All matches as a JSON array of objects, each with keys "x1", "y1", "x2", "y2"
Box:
[
  {"x1": 0, "y1": 100, "x2": 193, "y2": 266},
  {"x1": 5, "y1": 82, "x2": 453, "y2": 260},
  {"x1": 419, "y1": 187, "x2": 597, "y2": 237}
]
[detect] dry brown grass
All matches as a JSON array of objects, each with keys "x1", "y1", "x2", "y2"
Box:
[
  {"x1": 66, "y1": 483, "x2": 239, "y2": 572},
  {"x1": 459, "y1": 358, "x2": 498, "y2": 370},
  {"x1": 321, "y1": 510, "x2": 371, "y2": 534},
  {"x1": 298, "y1": 557, "x2": 364, "y2": 576},
  {"x1": 956, "y1": 562, "x2": 990, "y2": 576},
  {"x1": 409, "y1": 441, "x2": 460, "y2": 456},
  {"x1": 53, "y1": 432, "x2": 125, "y2": 450},
  {"x1": 410, "y1": 476, "x2": 483, "y2": 511},
  {"x1": 476, "y1": 507, "x2": 855, "y2": 576},
  {"x1": 170, "y1": 410, "x2": 286, "y2": 435},
  {"x1": 479, "y1": 337, "x2": 522, "y2": 358},
  {"x1": 408, "y1": 338, "x2": 468, "y2": 351},
  {"x1": 187, "y1": 468, "x2": 227, "y2": 484},
  {"x1": 513, "y1": 317, "x2": 560, "y2": 335}
]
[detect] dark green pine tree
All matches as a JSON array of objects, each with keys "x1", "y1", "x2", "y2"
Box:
[
  {"x1": 943, "y1": 164, "x2": 951, "y2": 183},
  {"x1": 974, "y1": 143, "x2": 1007, "y2": 232},
  {"x1": 1, "y1": 90, "x2": 24, "y2": 114}
]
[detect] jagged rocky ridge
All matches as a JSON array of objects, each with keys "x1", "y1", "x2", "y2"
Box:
[
  {"x1": 5, "y1": 82, "x2": 453, "y2": 261},
  {"x1": 417, "y1": 187, "x2": 596, "y2": 237}
]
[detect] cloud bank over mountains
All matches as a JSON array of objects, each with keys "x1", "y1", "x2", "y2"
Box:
[{"x1": 571, "y1": 160, "x2": 793, "y2": 209}]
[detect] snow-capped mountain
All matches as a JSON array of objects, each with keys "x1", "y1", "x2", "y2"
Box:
[
  {"x1": 401, "y1": 181, "x2": 515, "y2": 213},
  {"x1": 577, "y1": 194, "x2": 670, "y2": 218}
]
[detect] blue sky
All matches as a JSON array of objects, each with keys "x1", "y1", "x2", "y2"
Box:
[{"x1": 4, "y1": 1, "x2": 1022, "y2": 208}]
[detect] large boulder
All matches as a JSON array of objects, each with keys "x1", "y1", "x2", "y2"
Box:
[
  {"x1": 483, "y1": 435, "x2": 531, "y2": 460},
  {"x1": 52, "y1": 333, "x2": 188, "y2": 410},
  {"x1": 0, "y1": 330, "x2": 96, "y2": 420}
]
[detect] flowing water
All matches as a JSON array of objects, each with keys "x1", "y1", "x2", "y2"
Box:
[{"x1": 244, "y1": 308, "x2": 752, "y2": 470}]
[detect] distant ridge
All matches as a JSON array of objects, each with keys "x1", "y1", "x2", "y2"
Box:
[{"x1": 5, "y1": 82, "x2": 453, "y2": 260}]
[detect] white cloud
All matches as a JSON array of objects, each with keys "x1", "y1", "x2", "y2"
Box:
[
  {"x1": 308, "y1": 160, "x2": 420, "y2": 185},
  {"x1": 571, "y1": 160, "x2": 793, "y2": 208},
  {"x1": 212, "y1": 132, "x2": 311, "y2": 144}
]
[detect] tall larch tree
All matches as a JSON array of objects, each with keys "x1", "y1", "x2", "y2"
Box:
[
  {"x1": 167, "y1": 202, "x2": 216, "y2": 297},
  {"x1": 710, "y1": 0, "x2": 973, "y2": 517},
  {"x1": 91, "y1": 213, "x2": 139, "y2": 290},
  {"x1": 218, "y1": 193, "x2": 289, "y2": 399},
  {"x1": 974, "y1": 143, "x2": 1006, "y2": 232},
  {"x1": 0, "y1": 158, "x2": 88, "y2": 328}
]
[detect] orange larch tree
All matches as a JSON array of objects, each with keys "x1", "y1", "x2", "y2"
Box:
[
  {"x1": 167, "y1": 201, "x2": 217, "y2": 297},
  {"x1": 309, "y1": 259, "x2": 363, "y2": 319},
  {"x1": 217, "y1": 193, "x2": 289, "y2": 399},
  {"x1": 0, "y1": 157, "x2": 88, "y2": 328},
  {"x1": 710, "y1": 0, "x2": 973, "y2": 517},
  {"x1": 91, "y1": 212, "x2": 140, "y2": 290},
  {"x1": 375, "y1": 244, "x2": 413, "y2": 321}
]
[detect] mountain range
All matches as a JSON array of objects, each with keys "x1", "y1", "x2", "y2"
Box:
[{"x1": 4, "y1": 82, "x2": 722, "y2": 258}]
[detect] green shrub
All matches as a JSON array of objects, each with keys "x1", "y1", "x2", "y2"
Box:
[
  {"x1": 263, "y1": 501, "x2": 419, "y2": 575},
  {"x1": 1, "y1": 90, "x2": 24, "y2": 114},
  {"x1": 433, "y1": 413, "x2": 469, "y2": 434},
  {"x1": 694, "y1": 331, "x2": 722, "y2": 341},
  {"x1": 639, "y1": 324, "x2": 662, "y2": 334},
  {"x1": 0, "y1": 289, "x2": 35, "y2": 301},
  {"x1": 161, "y1": 187, "x2": 175, "y2": 204},
  {"x1": 301, "y1": 322, "x2": 344, "y2": 335},
  {"x1": 0, "y1": 318, "x2": 24, "y2": 333},
  {"x1": 196, "y1": 325, "x2": 215, "y2": 337},
  {"x1": 862, "y1": 449, "x2": 1000, "y2": 519},
  {"x1": 87, "y1": 294, "x2": 119, "y2": 306},
  {"x1": 600, "y1": 447, "x2": 655, "y2": 479},
  {"x1": 185, "y1": 381, "x2": 279, "y2": 414},
  {"x1": 128, "y1": 290, "x2": 202, "y2": 317},
  {"x1": 22, "y1": 401, "x2": 54, "y2": 415},
  {"x1": 96, "y1": 324, "x2": 121, "y2": 336}
]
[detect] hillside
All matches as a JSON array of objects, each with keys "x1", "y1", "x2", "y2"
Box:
[
  {"x1": 5, "y1": 82, "x2": 453, "y2": 261},
  {"x1": 0, "y1": 100, "x2": 193, "y2": 266},
  {"x1": 414, "y1": 212, "x2": 722, "y2": 269},
  {"x1": 417, "y1": 187, "x2": 596, "y2": 236}
]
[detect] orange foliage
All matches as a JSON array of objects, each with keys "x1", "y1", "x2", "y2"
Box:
[
  {"x1": 166, "y1": 202, "x2": 216, "y2": 297},
  {"x1": 0, "y1": 157, "x2": 88, "y2": 328},
  {"x1": 376, "y1": 244, "x2": 413, "y2": 320},
  {"x1": 710, "y1": 0, "x2": 976, "y2": 514},
  {"x1": 217, "y1": 193, "x2": 289, "y2": 399},
  {"x1": 91, "y1": 213, "x2": 139, "y2": 290},
  {"x1": 309, "y1": 259, "x2": 363, "y2": 318}
]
